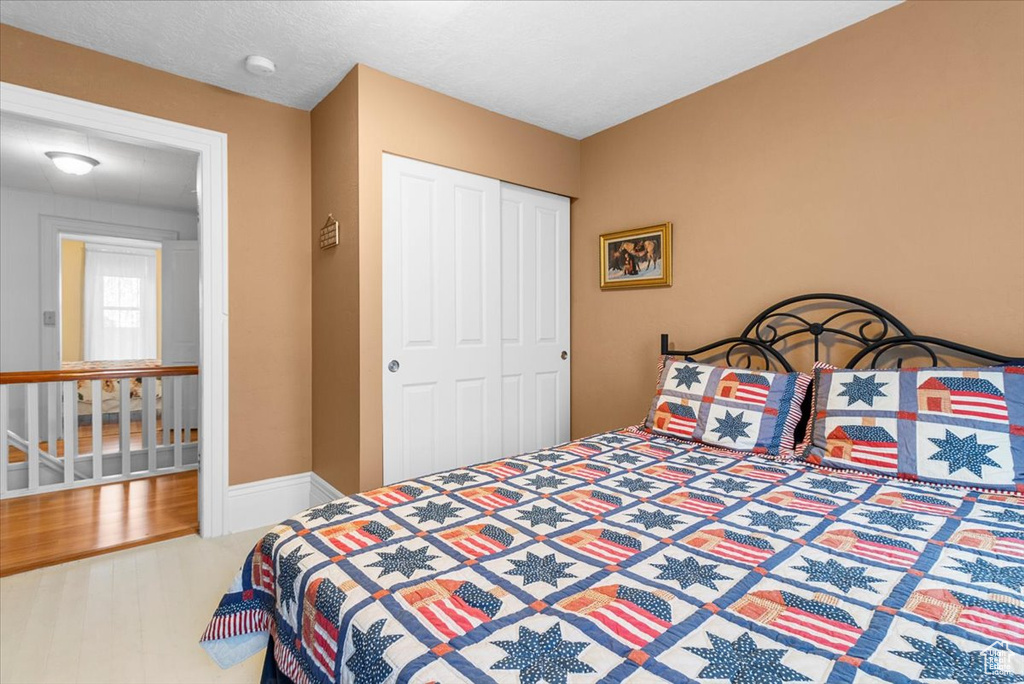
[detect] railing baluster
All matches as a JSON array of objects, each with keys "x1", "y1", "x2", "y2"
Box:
[
  {"x1": 92, "y1": 380, "x2": 102, "y2": 481},
  {"x1": 27, "y1": 383, "x2": 39, "y2": 492},
  {"x1": 120, "y1": 378, "x2": 131, "y2": 476},
  {"x1": 62, "y1": 381, "x2": 77, "y2": 484},
  {"x1": 0, "y1": 385, "x2": 9, "y2": 495},
  {"x1": 144, "y1": 377, "x2": 157, "y2": 472},
  {"x1": 47, "y1": 382, "x2": 58, "y2": 459},
  {"x1": 173, "y1": 376, "x2": 183, "y2": 469},
  {"x1": 161, "y1": 377, "x2": 170, "y2": 447}
]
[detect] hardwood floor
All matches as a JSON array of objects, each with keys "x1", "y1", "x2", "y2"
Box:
[{"x1": 0, "y1": 470, "x2": 198, "y2": 577}]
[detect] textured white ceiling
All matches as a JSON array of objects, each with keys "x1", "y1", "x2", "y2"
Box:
[
  {"x1": 0, "y1": 111, "x2": 198, "y2": 211},
  {"x1": 0, "y1": 1, "x2": 900, "y2": 139}
]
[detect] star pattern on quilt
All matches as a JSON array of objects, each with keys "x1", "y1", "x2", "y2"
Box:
[
  {"x1": 607, "y1": 452, "x2": 642, "y2": 465},
  {"x1": 438, "y1": 472, "x2": 479, "y2": 486},
  {"x1": 305, "y1": 500, "x2": 357, "y2": 523},
  {"x1": 927, "y1": 430, "x2": 1000, "y2": 478},
  {"x1": 793, "y1": 557, "x2": 882, "y2": 594},
  {"x1": 516, "y1": 505, "x2": 571, "y2": 528},
  {"x1": 856, "y1": 508, "x2": 928, "y2": 532},
  {"x1": 600, "y1": 435, "x2": 629, "y2": 445},
  {"x1": 614, "y1": 476, "x2": 656, "y2": 493},
  {"x1": 505, "y1": 552, "x2": 575, "y2": 587},
  {"x1": 278, "y1": 547, "x2": 313, "y2": 609},
  {"x1": 346, "y1": 618, "x2": 402, "y2": 684},
  {"x1": 684, "y1": 453, "x2": 721, "y2": 467},
  {"x1": 947, "y1": 556, "x2": 1024, "y2": 591},
  {"x1": 743, "y1": 510, "x2": 807, "y2": 533},
  {"x1": 532, "y1": 452, "x2": 568, "y2": 464},
  {"x1": 672, "y1": 364, "x2": 705, "y2": 390},
  {"x1": 653, "y1": 555, "x2": 730, "y2": 590},
  {"x1": 627, "y1": 508, "x2": 683, "y2": 531},
  {"x1": 707, "y1": 476, "x2": 754, "y2": 494},
  {"x1": 837, "y1": 374, "x2": 888, "y2": 407},
  {"x1": 890, "y1": 635, "x2": 1023, "y2": 684},
  {"x1": 711, "y1": 411, "x2": 753, "y2": 443},
  {"x1": 803, "y1": 477, "x2": 857, "y2": 495},
  {"x1": 366, "y1": 544, "x2": 440, "y2": 579},
  {"x1": 985, "y1": 508, "x2": 1024, "y2": 525},
  {"x1": 410, "y1": 500, "x2": 464, "y2": 525},
  {"x1": 685, "y1": 632, "x2": 810, "y2": 684},
  {"x1": 491, "y1": 623, "x2": 594, "y2": 684},
  {"x1": 524, "y1": 474, "x2": 568, "y2": 490}
]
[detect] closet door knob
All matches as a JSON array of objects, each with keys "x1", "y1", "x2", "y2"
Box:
[
  {"x1": 388, "y1": 360, "x2": 400, "y2": 373},
  {"x1": 561, "y1": 351, "x2": 568, "y2": 360}
]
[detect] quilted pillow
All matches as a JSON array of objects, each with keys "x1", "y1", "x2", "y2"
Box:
[
  {"x1": 644, "y1": 357, "x2": 810, "y2": 456},
  {"x1": 801, "y1": 363, "x2": 1024, "y2": 492}
]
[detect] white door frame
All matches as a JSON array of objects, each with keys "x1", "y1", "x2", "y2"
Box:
[{"x1": 1, "y1": 81, "x2": 229, "y2": 537}]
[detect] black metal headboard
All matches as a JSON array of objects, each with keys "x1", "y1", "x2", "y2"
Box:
[{"x1": 661, "y1": 293, "x2": 1023, "y2": 372}]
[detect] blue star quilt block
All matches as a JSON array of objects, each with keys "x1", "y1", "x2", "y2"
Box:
[
  {"x1": 644, "y1": 358, "x2": 811, "y2": 456},
  {"x1": 655, "y1": 615, "x2": 837, "y2": 684},
  {"x1": 802, "y1": 363, "x2": 1024, "y2": 492}
]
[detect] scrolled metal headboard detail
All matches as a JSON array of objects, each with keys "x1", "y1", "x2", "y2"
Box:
[{"x1": 661, "y1": 293, "x2": 1023, "y2": 371}]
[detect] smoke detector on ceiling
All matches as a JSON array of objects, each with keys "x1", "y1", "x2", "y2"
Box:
[{"x1": 244, "y1": 55, "x2": 276, "y2": 76}]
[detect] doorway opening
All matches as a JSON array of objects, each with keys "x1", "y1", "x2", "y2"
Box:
[{"x1": 0, "y1": 82, "x2": 228, "y2": 574}]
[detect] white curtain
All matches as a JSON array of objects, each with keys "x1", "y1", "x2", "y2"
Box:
[{"x1": 83, "y1": 244, "x2": 158, "y2": 361}]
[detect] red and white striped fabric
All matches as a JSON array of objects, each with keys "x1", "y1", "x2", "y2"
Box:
[
  {"x1": 960, "y1": 605, "x2": 1024, "y2": 645},
  {"x1": 417, "y1": 596, "x2": 489, "y2": 640},
  {"x1": 773, "y1": 605, "x2": 862, "y2": 652},
  {"x1": 588, "y1": 599, "x2": 670, "y2": 648}
]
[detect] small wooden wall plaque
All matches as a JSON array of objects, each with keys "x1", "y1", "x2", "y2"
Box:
[{"x1": 319, "y1": 214, "x2": 339, "y2": 249}]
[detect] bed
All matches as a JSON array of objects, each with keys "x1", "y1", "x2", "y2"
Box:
[{"x1": 202, "y1": 294, "x2": 1023, "y2": 683}]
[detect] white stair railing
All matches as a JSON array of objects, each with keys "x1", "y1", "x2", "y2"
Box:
[{"x1": 0, "y1": 365, "x2": 200, "y2": 498}]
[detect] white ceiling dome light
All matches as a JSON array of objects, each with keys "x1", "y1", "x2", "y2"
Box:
[
  {"x1": 244, "y1": 55, "x2": 276, "y2": 76},
  {"x1": 45, "y1": 151, "x2": 100, "y2": 175}
]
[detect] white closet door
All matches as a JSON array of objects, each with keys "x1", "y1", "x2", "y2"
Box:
[
  {"x1": 499, "y1": 183, "x2": 571, "y2": 457},
  {"x1": 382, "y1": 154, "x2": 502, "y2": 484}
]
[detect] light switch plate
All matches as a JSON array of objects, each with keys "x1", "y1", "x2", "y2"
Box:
[{"x1": 43, "y1": 310, "x2": 56, "y2": 326}]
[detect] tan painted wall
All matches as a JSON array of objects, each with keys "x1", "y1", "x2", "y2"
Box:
[
  {"x1": 60, "y1": 240, "x2": 163, "y2": 363},
  {"x1": 1, "y1": 25, "x2": 313, "y2": 484},
  {"x1": 309, "y1": 65, "x2": 580, "y2": 492},
  {"x1": 571, "y1": 0, "x2": 1024, "y2": 439},
  {"x1": 60, "y1": 239, "x2": 85, "y2": 362},
  {"x1": 311, "y1": 69, "x2": 361, "y2": 494}
]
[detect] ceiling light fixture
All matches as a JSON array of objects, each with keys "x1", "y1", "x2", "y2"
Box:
[
  {"x1": 244, "y1": 55, "x2": 276, "y2": 76},
  {"x1": 45, "y1": 151, "x2": 100, "y2": 176}
]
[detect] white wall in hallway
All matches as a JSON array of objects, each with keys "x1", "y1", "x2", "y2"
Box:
[{"x1": 0, "y1": 186, "x2": 198, "y2": 372}]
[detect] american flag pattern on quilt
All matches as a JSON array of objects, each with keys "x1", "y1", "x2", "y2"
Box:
[{"x1": 202, "y1": 428, "x2": 1024, "y2": 683}]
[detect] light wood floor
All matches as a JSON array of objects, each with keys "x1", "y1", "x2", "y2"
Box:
[
  {"x1": 0, "y1": 528, "x2": 266, "y2": 683},
  {"x1": 0, "y1": 470, "x2": 198, "y2": 577}
]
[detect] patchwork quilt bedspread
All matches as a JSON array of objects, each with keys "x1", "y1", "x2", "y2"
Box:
[{"x1": 201, "y1": 428, "x2": 1024, "y2": 683}]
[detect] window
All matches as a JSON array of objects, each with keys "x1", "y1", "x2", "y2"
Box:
[
  {"x1": 102, "y1": 275, "x2": 143, "y2": 330},
  {"x1": 83, "y1": 244, "x2": 158, "y2": 361}
]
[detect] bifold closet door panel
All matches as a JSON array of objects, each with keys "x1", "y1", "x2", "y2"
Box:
[
  {"x1": 382, "y1": 154, "x2": 502, "y2": 484},
  {"x1": 499, "y1": 183, "x2": 571, "y2": 459}
]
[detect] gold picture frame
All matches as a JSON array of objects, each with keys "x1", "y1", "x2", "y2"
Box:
[{"x1": 599, "y1": 222, "x2": 672, "y2": 290}]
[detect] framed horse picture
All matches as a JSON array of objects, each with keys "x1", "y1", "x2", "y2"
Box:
[{"x1": 599, "y1": 222, "x2": 672, "y2": 290}]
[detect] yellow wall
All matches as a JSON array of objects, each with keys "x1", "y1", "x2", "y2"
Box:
[
  {"x1": 1, "y1": 24, "x2": 313, "y2": 485},
  {"x1": 570, "y1": 0, "x2": 1024, "y2": 438},
  {"x1": 60, "y1": 239, "x2": 84, "y2": 362},
  {"x1": 60, "y1": 239, "x2": 163, "y2": 363}
]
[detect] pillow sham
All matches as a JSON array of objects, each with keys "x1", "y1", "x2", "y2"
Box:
[
  {"x1": 801, "y1": 363, "x2": 1024, "y2": 492},
  {"x1": 644, "y1": 357, "x2": 810, "y2": 456}
]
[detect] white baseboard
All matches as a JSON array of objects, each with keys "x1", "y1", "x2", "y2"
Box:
[
  {"x1": 226, "y1": 470, "x2": 346, "y2": 534},
  {"x1": 310, "y1": 472, "x2": 344, "y2": 507}
]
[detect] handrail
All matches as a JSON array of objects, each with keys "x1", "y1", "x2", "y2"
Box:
[{"x1": 0, "y1": 365, "x2": 199, "y2": 384}]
